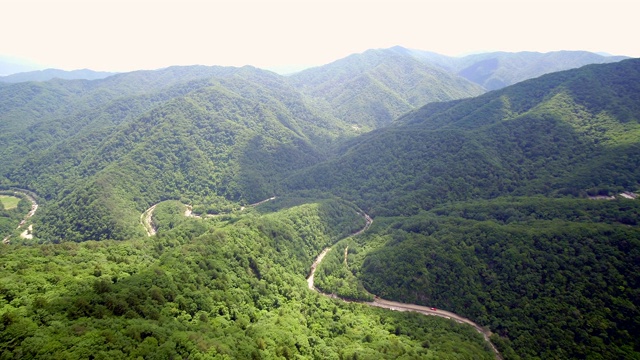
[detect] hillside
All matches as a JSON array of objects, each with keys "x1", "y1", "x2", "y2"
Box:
[
  {"x1": 289, "y1": 48, "x2": 485, "y2": 129},
  {"x1": 286, "y1": 58, "x2": 640, "y2": 359},
  {"x1": 320, "y1": 197, "x2": 640, "y2": 359},
  {"x1": 2, "y1": 67, "x2": 357, "y2": 242},
  {"x1": 0, "y1": 197, "x2": 495, "y2": 359},
  {"x1": 287, "y1": 58, "x2": 640, "y2": 216}
]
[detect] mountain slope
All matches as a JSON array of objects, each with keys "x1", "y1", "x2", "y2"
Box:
[
  {"x1": 289, "y1": 48, "x2": 485, "y2": 129},
  {"x1": 287, "y1": 58, "x2": 640, "y2": 216},
  {"x1": 288, "y1": 59, "x2": 640, "y2": 359},
  {"x1": 344, "y1": 198, "x2": 640, "y2": 359},
  {"x1": 0, "y1": 198, "x2": 495, "y2": 359},
  {"x1": 7, "y1": 69, "x2": 354, "y2": 242}
]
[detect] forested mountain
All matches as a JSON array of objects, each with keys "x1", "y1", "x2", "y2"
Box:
[
  {"x1": 289, "y1": 48, "x2": 485, "y2": 129},
  {"x1": 2, "y1": 66, "x2": 357, "y2": 241},
  {"x1": 0, "y1": 68, "x2": 117, "y2": 83},
  {"x1": 1, "y1": 49, "x2": 639, "y2": 359},
  {"x1": 288, "y1": 58, "x2": 640, "y2": 216},
  {"x1": 0, "y1": 197, "x2": 496, "y2": 359},
  {"x1": 287, "y1": 58, "x2": 640, "y2": 359}
]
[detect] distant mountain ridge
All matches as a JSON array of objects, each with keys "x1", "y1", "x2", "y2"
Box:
[
  {"x1": 396, "y1": 47, "x2": 630, "y2": 90},
  {"x1": 0, "y1": 68, "x2": 117, "y2": 83}
]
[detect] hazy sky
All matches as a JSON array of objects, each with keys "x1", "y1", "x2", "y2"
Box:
[{"x1": 2, "y1": 0, "x2": 638, "y2": 72}]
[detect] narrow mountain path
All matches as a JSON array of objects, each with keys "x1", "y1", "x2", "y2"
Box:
[
  {"x1": 2, "y1": 189, "x2": 39, "y2": 244},
  {"x1": 307, "y1": 210, "x2": 502, "y2": 360}
]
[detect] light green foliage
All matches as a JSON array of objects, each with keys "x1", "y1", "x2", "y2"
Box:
[
  {"x1": 152, "y1": 200, "x2": 188, "y2": 233},
  {"x1": 290, "y1": 48, "x2": 485, "y2": 129},
  {"x1": 0, "y1": 199, "x2": 493, "y2": 359},
  {"x1": 0, "y1": 195, "x2": 20, "y2": 210}
]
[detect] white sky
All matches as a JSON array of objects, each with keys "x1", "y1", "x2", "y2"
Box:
[{"x1": 1, "y1": 0, "x2": 638, "y2": 72}]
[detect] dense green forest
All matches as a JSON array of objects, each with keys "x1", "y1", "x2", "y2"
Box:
[
  {"x1": 314, "y1": 239, "x2": 375, "y2": 303},
  {"x1": 0, "y1": 50, "x2": 638, "y2": 359},
  {"x1": 0, "y1": 198, "x2": 494, "y2": 359},
  {"x1": 0, "y1": 52, "x2": 483, "y2": 242},
  {"x1": 317, "y1": 197, "x2": 640, "y2": 359}
]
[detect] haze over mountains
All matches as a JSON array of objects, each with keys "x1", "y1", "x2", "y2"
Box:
[
  {"x1": 0, "y1": 46, "x2": 638, "y2": 359},
  {"x1": 0, "y1": 68, "x2": 117, "y2": 83}
]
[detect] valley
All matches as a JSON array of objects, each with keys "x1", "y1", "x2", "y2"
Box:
[{"x1": 0, "y1": 49, "x2": 638, "y2": 359}]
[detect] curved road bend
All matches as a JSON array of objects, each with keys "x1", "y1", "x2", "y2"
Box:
[{"x1": 307, "y1": 211, "x2": 502, "y2": 360}]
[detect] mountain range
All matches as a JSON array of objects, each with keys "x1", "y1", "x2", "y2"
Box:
[{"x1": 0, "y1": 47, "x2": 638, "y2": 359}]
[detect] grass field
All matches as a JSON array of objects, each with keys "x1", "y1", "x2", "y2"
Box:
[{"x1": 0, "y1": 195, "x2": 21, "y2": 210}]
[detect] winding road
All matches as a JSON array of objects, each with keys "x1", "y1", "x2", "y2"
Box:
[{"x1": 306, "y1": 211, "x2": 502, "y2": 360}]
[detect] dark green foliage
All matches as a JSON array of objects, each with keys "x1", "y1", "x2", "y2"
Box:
[
  {"x1": 350, "y1": 198, "x2": 640, "y2": 359},
  {"x1": 287, "y1": 59, "x2": 640, "y2": 217}
]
